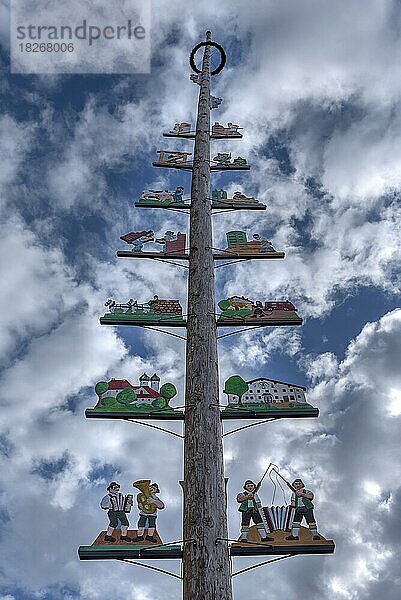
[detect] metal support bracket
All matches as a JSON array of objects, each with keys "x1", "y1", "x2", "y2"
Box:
[
  {"x1": 232, "y1": 554, "x2": 295, "y2": 577},
  {"x1": 222, "y1": 419, "x2": 275, "y2": 437},
  {"x1": 127, "y1": 419, "x2": 184, "y2": 439}
]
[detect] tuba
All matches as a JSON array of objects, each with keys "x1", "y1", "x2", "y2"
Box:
[{"x1": 133, "y1": 479, "x2": 157, "y2": 514}]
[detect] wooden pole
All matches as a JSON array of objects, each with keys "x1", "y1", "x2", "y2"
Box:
[{"x1": 183, "y1": 32, "x2": 233, "y2": 599}]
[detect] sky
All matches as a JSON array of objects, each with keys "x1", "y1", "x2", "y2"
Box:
[{"x1": 1, "y1": 0, "x2": 401, "y2": 598}]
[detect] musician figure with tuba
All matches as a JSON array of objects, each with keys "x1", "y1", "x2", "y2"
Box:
[
  {"x1": 100, "y1": 481, "x2": 133, "y2": 543},
  {"x1": 237, "y1": 480, "x2": 273, "y2": 543},
  {"x1": 132, "y1": 480, "x2": 165, "y2": 544}
]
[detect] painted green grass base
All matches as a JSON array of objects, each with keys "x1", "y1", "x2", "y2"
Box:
[
  {"x1": 135, "y1": 199, "x2": 189, "y2": 208},
  {"x1": 89, "y1": 404, "x2": 176, "y2": 413},
  {"x1": 222, "y1": 402, "x2": 319, "y2": 419},
  {"x1": 85, "y1": 408, "x2": 185, "y2": 420},
  {"x1": 101, "y1": 313, "x2": 185, "y2": 323},
  {"x1": 224, "y1": 402, "x2": 314, "y2": 412}
]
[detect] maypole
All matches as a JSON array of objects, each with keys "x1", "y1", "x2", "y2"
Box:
[
  {"x1": 183, "y1": 31, "x2": 232, "y2": 598},
  {"x1": 78, "y1": 29, "x2": 335, "y2": 600}
]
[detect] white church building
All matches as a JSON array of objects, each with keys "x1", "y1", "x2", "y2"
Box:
[
  {"x1": 226, "y1": 377, "x2": 307, "y2": 406},
  {"x1": 100, "y1": 373, "x2": 161, "y2": 406}
]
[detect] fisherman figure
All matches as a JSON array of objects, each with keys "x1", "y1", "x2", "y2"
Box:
[
  {"x1": 237, "y1": 480, "x2": 273, "y2": 543},
  {"x1": 285, "y1": 478, "x2": 321, "y2": 541}
]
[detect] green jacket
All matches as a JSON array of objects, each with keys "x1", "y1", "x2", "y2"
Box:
[
  {"x1": 238, "y1": 494, "x2": 260, "y2": 512},
  {"x1": 293, "y1": 489, "x2": 314, "y2": 509}
]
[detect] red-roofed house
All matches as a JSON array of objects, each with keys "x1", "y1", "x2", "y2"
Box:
[{"x1": 100, "y1": 373, "x2": 162, "y2": 406}]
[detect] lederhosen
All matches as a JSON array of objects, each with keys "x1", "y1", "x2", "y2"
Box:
[
  {"x1": 238, "y1": 495, "x2": 263, "y2": 526},
  {"x1": 107, "y1": 493, "x2": 129, "y2": 528},
  {"x1": 293, "y1": 490, "x2": 315, "y2": 524}
]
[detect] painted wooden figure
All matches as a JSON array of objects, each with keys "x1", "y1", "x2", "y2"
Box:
[
  {"x1": 212, "y1": 153, "x2": 248, "y2": 167},
  {"x1": 136, "y1": 186, "x2": 188, "y2": 208},
  {"x1": 209, "y1": 95, "x2": 223, "y2": 109},
  {"x1": 132, "y1": 480, "x2": 165, "y2": 544},
  {"x1": 233, "y1": 465, "x2": 334, "y2": 552},
  {"x1": 217, "y1": 297, "x2": 302, "y2": 324},
  {"x1": 211, "y1": 122, "x2": 242, "y2": 136},
  {"x1": 211, "y1": 190, "x2": 260, "y2": 207},
  {"x1": 223, "y1": 375, "x2": 316, "y2": 414},
  {"x1": 285, "y1": 479, "x2": 321, "y2": 541},
  {"x1": 100, "y1": 482, "x2": 134, "y2": 542},
  {"x1": 237, "y1": 480, "x2": 273, "y2": 543},
  {"x1": 170, "y1": 122, "x2": 191, "y2": 135},
  {"x1": 120, "y1": 230, "x2": 186, "y2": 254},
  {"x1": 154, "y1": 150, "x2": 192, "y2": 166},
  {"x1": 90, "y1": 373, "x2": 178, "y2": 415},
  {"x1": 224, "y1": 231, "x2": 277, "y2": 255},
  {"x1": 102, "y1": 296, "x2": 184, "y2": 324}
]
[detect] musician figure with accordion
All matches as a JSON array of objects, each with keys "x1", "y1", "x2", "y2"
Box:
[
  {"x1": 285, "y1": 478, "x2": 321, "y2": 541},
  {"x1": 237, "y1": 480, "x2": 274, "y2": 543},
  {"x1": 100, "y1": 482, "x2": 133, "y2": 543},
  {"x1": 132, "y1": 480, "x2": 165, "y2": 544}
]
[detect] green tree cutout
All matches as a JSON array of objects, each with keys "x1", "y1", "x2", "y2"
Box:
[
  {"x1": 116, "y1": 387, "x2": 137, "y2": 406},
  {"x1": 224, "y1": 376, "x2": 249, "y2": 406},
  {"x1": 159, "y1": 383, "x2": 177, "y2": 405},
  {"x1": 152, "y1": 397, "x2": 167, "y2": 409},
  {"x1": 95, "y1": 381, "x2": 109, "y2": 397},
  {"x1": 218, "y1": 299, "x2": 231, "y2": 311}
]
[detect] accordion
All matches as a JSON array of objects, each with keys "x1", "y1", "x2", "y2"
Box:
[
  {"x1": 262, "y1": 505, "x2": 294, "y2": 532},
  {"x1": 109, "y1": 493, "x2": 133, "y2": 512}
]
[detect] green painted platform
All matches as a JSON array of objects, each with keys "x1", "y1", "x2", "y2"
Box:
[
  {"x1": 85, "y1": 408, "x2": 185, "y2": 420},
  {"x1": 78, "y1": 543, "x2": 183, "y2": 560},
  {"x1": 216, "y1": 317, "x2": 303, "y2": 327},
  {"x1": 221, "y1": 406, "x2": 319, "y2": 420}
]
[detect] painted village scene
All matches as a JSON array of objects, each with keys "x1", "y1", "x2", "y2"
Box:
[
  {"x1": 120, "y1": 229, "x2": 187, "y2": 255},
  {"x1": 219, "y1": 231, "x2": 283, "y2": 257},
  {"x1": 151, "y1": 150, "x2": 249, "y2": 171},
  {"x1": 135, "y1": 185, "x2": 189, "y2": 208},
  {"x1": 100, "y1": 296, "x2": 185, "y2": 326},
  {"x1": 164, "y1": 121, "x2": 243, "y2": 138},
  {"x1": 231, "y1": 464, "x2": 334, "y2": 552},
  {"x1": 117, "y1": 229, "x2": 283, "y2": 259},
  {"x1": 217, "y1": 297, "x2": 302, "y2": 325},
  {"x1": 135, "y1": 185, "x2": 266, "y2": 210},
  {"x1": 86, "y1": 372, "x2": 180, "y2": 418},
  {"x1": 222, "y1": 375, "x2": 318, "y2": 418}
]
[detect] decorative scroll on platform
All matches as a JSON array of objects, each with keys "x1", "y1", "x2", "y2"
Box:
[
  {"x1": 100, "y1": 296, "x2": 185, "y2": 327},
  {"x1": 217, "y1": 297, "x2": 302, "y2": 326},
  {"x1": 119, "y1": 230, "x2": 187, "y2": 257},
  {"x1": 86, "y1": 373, "x2": 182, "y2": 420},
  {"x1": 222, "y1": 375, "x2": 318, "y2": 419}
]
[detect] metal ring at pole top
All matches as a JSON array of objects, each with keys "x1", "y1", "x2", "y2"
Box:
[{"x1": 189, "y1": 40, "x2": 227, "y2": 76}]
